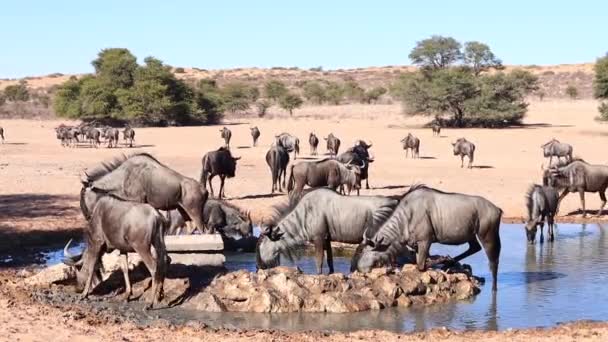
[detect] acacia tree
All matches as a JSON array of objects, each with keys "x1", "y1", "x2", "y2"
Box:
[
  {"x1": 594, "y1": 54, "x2": 608, "y2": 120},
  {"x1": 279, "y1": 93, "x2": 303, "y2": 116},
  {"x1": 409, "y1": 36, "x2": 462, "y2": 70},
  {"x1": 463, "y1": 41, "x2": 503, "y2": 75},
  {"x1": 264, "y1": 80, "x2": 288, "y2": 102},
  {"x1": 565, "y1": 85, "x2": 579, "y2": 100}
]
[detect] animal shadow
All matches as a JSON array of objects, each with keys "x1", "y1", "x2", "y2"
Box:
[
  {"x1": 2, "y1": 142, "x2": 27, "y2": 145},
  {"x1": 472, "y1": 165, "x2": 494, "y2": 169},
  {"x1": 236, "y1": 146, "x2": 251, "y2": 149},
  {"x1": 374, "y1": 185, "x2": 409, "y2": 190},
  {"x1": 565, "y1": 209, "x2": 603, "y2": 217},
  {"x1": 232, "y1": 193, "x2": 284, "y2": 200},
  {"x1": 419, "y1": 156, "x2": 436, "y2": 160},
  {"x1": 298, "y1": 157, "x2": 321, "y2": 160}
]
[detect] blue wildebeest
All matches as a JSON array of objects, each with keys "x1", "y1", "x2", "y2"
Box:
[
  {"x1": 200, "y1": 147, "x2": 241, "y2": 199},
  {"x1": 309, "y1": 133, "x2": 319, "y2": 155},
  {"x1": 431, "y1": 122, "x2": 441, "y2": 136},
  {"x1": 524, "y1": 184, "x2": 559, "y2": 244},
  {"x1": 123, "y1": 126, "x2": 136, "y2": 147},
  {"x1": 250, "y1": 126, "x2": 261, "y2": 146},
  {"x1": 81, "y1": 153, "x2": 209, "y2": 234},
  {"x1": 220, "y1": 127, "x2": 232, "y2": 148},
  {"x1": 324, "y1": 133, "x2": 341, "y2": 157},
  {"x1": 287, "y1": 158, "x2": 362, "y2": 199},
  {"x1": 0, "y1": 126, "x2": 4, "y2": 143},
  {"x1": 256, "y1": 188, "x2": 399, "y2": 274},
  {"x1": 275, "y1": 133, "x2": 300, "y2": 160},
  {"x1": 452, "y1": 138, "x2": 475, "y2": 168},
  {"x1": 266, "y1": 143, "x2": 290, "y2": 193},
  {"x1": 541, "y1": 138, "x2": 573, "y2": 166},
  {"x1": 85, "y1": 127, "x2": 102, "y2": 148},
  {"x1": 401, "y1": 133, "x2": 420, "y2": 158},
  {"x1": 543, "y1": 159, "x2": 608, "y2": 217},
  {"x1": 337, "y1": 140, "x2": 374, "y2": 190},
  {"x1": 352, "y1": 184, "x2": 502, "y2": 291},
  {"x1": 63, "y1": 188, "x2": 168, "y2": 309},
  {"x1": 102, "y1": 127, "x2": 120, "y2": 148}
]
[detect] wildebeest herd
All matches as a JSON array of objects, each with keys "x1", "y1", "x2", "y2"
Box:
[
  {"x1": 54, "y1": 123, "x2": 136, "y2": 148},
  {"x1": 57, "y1": 121, "x2": 604, "y2": 309}
]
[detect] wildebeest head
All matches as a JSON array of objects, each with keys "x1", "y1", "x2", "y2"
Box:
[
  {"x1": 224, "y1": 211, "x2": 253, "y2": 238},
  {"x1": 351, "y1": 235, "x2": 391, "y2": 273},
  {"x1": 255, "y1": 224, "x2": 284, "y2": 270},
  {"x1": 524, "y1": 219, "x2": 539, "y2": 244},
  {"x1": 452, "y1": 138, "x2": 466, "y2": 155},
  {"x1": 62, "y1": 239, "x2": 90, "y2": 291}
]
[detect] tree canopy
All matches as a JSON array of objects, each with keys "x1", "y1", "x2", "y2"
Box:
[{"x1": 594, "y1": 54, "x2": 608, "y2": 120}]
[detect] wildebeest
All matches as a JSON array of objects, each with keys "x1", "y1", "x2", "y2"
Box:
[
  {"x1": 524, "y1": 184, "x2": 559, "y2": 244},
  {"x1": 250, "y1": 126, "x2": 261, "y2": 146},
  {"x1": 401, "y1": 133, "x2": 420, "y2": 158},
  {"x1": 266, "y1": 144, "x2": 290, "y2": 193},
  {"x1": 287, "y1": 158, "x2": 362, "y2": 199},
  {"x1": 86, "y1": 127, "x2": 102, "y2": 148},
  {"x1": 352, "y1": 184, "x2": 502, "y2": 291},
  {"x1": 0, "y1": 126, "x2": 4, "y2": 143},
  {"x1": 541, "y1": 138, "x2": 573, "y2": 166},
  {"x1": 543, "y1": 159, "x2": 608, "y2": 217},
  {"x1": 63, "y1": 188, "x2": 168, "y2": 309},
  {"x1": 256, "y1": 188, "x2": 399, "y2": 273},
  {"x1": 81, "y1": 153, "x2": 209, "y2": 234},
  {"x1": 123, "y1": 126, "x2": 136, "y2": 147},
  {"x1": 220, "y1": 127, "x2": 232, "y2": 148},
  {"x1": 452, "y1": 138, "x2": 475, "y2": 168},
  {"x1": 309, "y1": 133, "x2": 319, "y2": 155},
  {"x1": 275, "y1": 133, "x2": 300, "y2": 160},
  {"x1": 337, "y1": 140, "x2": 374, "y2": 190},
  {"x1": 432, "y1": 122, "x2": 441, "y2": 136},
  {"x1": 55, "y1": 125, "x2": 71, "y2": 147},
  {"x1": 324, "y1": 133, "x2": 341, "y2": 157},
  {"x1": 103, "y1": 127, "x2": 120, "y2": 148},
  {"x1": 200, "y1": 147, "x2": 241, "y2": 199}
]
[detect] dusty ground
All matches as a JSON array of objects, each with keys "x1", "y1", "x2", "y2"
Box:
[{"x1": 1, "y1": 99, "x2": 608, "y2": 340}]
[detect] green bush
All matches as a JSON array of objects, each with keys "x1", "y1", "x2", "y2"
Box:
[
  {"x1": 362, "y1": 86, "x2": 387, "y2": 104},
  {"x1": 302, "y1": 81, "x2": 326, "y2": 104},
  {"x1": 220, "y1": 82, "x2": 259, "y2": 114},
  {"x1": 279, "y1": 93, "x2": 303, "y2": 116},
  {"x1": 594, "y1": 54, "x2": 608, "y2": 121},
  {"x1": 565, "y1": 84, "x2": 578, "y2": 99},
  {"x1": 4, "y1": 80, "x2": 30, "y2": 102},
  {"x1": 255, "y1": 99, "x2": 272, "y2": 117},
  {"x1": 174, "y1": 67, "x2": 185, "y2": 73},
  {"x1": 264, "y1": 80, "x2": 288, "y2": 102}
]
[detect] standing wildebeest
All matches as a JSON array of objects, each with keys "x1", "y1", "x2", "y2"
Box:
[
  {"x1": 0, "y1": 126, "x2": 4, "y2": 143},
  {"x1": 63, "y1": 188, "x2": 168, "y2": 309},
  {"x1": 220, "y1": 127, "x2": 232, "y2": 148},
  {"x1": 256, "y1": 188, "x2": 399, "y2": 274},
  {"x1": 123, "y1": 126, "x2": 136, "y2": 147},
  {"x1": 432, "y1": 122, "x2": 441, "y2": 136},
  {"x1": 337, "y1": 140, "x2": 374, "y2": 190},
  {"x1": 103, "y1": 127, "x2": 120, "y2": 148},
  {"x1": 401, "y1": 133, "x2": 420, "y2": 158},
  {"x1": 541, "y1": 138, "x2": 573, "y2": 166},
  {"x1": 55, "y1": 126, "x2": 70, "y2": 147},
  {"x1": 352, "y1": 185, "x2": 502, "y2": 291},
  {"x1": 250, "y1": 126, "x2": 261, "y2": 147},
  {"x1": 324, "y1": 133, "x2": 341, "y2": 157},
  {"x1": 543, "y1": 159, "x2": 608, "y2": 217},
  {"x1": 200, "y1": 147, "x2": 241, "y2": 199},
  {"x1": 452, "y1": 138, "x2": 475, "y2": 168},
  {"x1": 275, "y1": 133, "x2": 300, "y2": 160},
  {"x1": 81, "y1": 153, "x2": 209, "y2": 234},
  {"x1": 524, "y1": 184, "x2": 559, "y2": 244},
  {"x1": 86, "y1": 127, "x2": 102, "y2": 148},
  {"x1": 309, "y1": 133, "x2": 319, "y2": 155},
  {"x1": 287, "y1": 159, "x2": 362, "y2": 199},
  {"x1": 266, "y1": 144, "x2": 290, "y2": 193}
]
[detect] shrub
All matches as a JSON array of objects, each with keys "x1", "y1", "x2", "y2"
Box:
[
  {"x1": 279, "y1": 93, "x2": 303, "y2": 116},
  {"x1": 565, "y1": 84, "x2": 578, "y2": 99},
  {"x1": 3, "y1": 80, "x2": 30, "y2": 102},
  {"x1": 255, "y1": 99, "x2": 272, "y2": 117},
  {"x1": 264, "y1": 80, "x2": 288, "y2": 102},
  {"x1": 174, "y1": 67, "x2": 185, "y2": 73}
]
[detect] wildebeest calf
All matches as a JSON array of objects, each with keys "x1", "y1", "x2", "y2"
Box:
[
  {"x1": 123, "y1": 126, "x2": 136, "y2": 147},
  {"x1": 250, "y1": 126, "x2": 261, "y2": 146},
  {"x1": 103, "y1": 127, "x2": 120, "y2": 148},
  {"x1": 452, "y1": 138, "x2": 475, "y2": 168},
  {"x1": 220, "y1": 127, "x2": 232, "y2": 148},
  {"x1": 287, "y1": 158, "x2": 362, "y2": 199},
  {"x1": 200, "y1": 147, "x2": 241, "y2": 199},
  {"x1": 401, "y1": 133, "x2": 420, "y2": 158},
  {"x1": 524, "y1": 184, "x2": 558, "y2": 244},
  {"x1": 432, "y1": 122, "x2": 441, "y2": 136},
  {"x1": 324, "y1": 133, "x2": 341, "y2": 157}
]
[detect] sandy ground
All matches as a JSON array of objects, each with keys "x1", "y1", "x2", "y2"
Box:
[{"x1": 1, "y1": 99, "x2": 608, "y2": 340}]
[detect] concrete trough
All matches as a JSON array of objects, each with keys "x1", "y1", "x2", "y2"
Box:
[{"x1": 165, "y1": 234, "x2": 224, "y2": 252}]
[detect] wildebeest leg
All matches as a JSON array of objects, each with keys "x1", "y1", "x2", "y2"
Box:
[
  {"x1": 416, "y1": 240, "x2": 430, "y2": 271},
  {"x1": 133, "y1": 242, "x2": 159, "y2": 309},
  {"x1": 219, "y1": 175, "x2": 226, "y2": 199},
  {"x1": 460, "y1": 155, "x2": 464, "y2": 168},
  {"x1": 119, "y1": 253, "x2": 132, "y2": 301},
  {"x1": 365, "y1": 178, "x2": 370, "y2": 190},
  {"x1": 452, "y1": 239, "x2": 482, "y2": 264},
  {"x1": 538, "y1": 216, "x2": 545, "y2": 244},
  {"x1": 81, "y1": 246, "x2": 103, "y2": 300},
  {"x1": 324, "y1": 238, "x2": 334, "y2": 274},
  {"x1": 313, "y1": 239, "x2": 324, "y2": 274},
  {"x1": 479, "y1": 230, "x2": 500, "y2": 292},
  {"x1": 598, "y1": 190, "x2": 607, "y2": 217},
  {"x1": 556, "y1": 189, "x2": 569, "y2": 215},
  {"x1": 207, "y1": 175, "x2": 216, "y2": 198},
  {"x1": 468, "y1": 154, "x2": 474, "y2": 169},
  {"x1": 579, "y1": 190, "x2": 586, "y2": 218},
  {"x1": 548, "y1": 215, "x2": 555, "y2": 242}
]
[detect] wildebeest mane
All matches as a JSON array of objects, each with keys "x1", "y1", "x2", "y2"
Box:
[
  {"x1": 524, "y1": 184, "x2": 540, "y2": 221},
  {"x1": 81, "y1": 153, "x2": 164, "y2": 185}
]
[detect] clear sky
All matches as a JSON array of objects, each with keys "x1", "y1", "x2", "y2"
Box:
[{"x1": 1, "y1": 1, "x2": 606, "y2": 78}]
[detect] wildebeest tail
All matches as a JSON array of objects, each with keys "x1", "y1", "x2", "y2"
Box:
[
  {"x1": 294, "y1": 139, "x2": 300, "y2": 156},
  {"x1": 79, "y1": 186, "x2": 91, "y2": 221},
  {"x1": 287, "y1": 164, "x2": 296, "y2": 193},
  {"x1": 271, "y1": 151, "x2": 280, "y2": 187},
  {"x1": 154, "y1": 210, "x2": 170, "y2": 271},
  {"x1": 200, "y1": 155, "x2": 209, "y2": 185}
]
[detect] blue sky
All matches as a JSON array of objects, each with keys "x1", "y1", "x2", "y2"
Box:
[{"x1": 1, "y1": 1, "x2": 606, "y2": 78}]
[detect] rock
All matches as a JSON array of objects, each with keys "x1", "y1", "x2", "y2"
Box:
[
  {"x1": 168, "y1": 253, "x2": 225, "y2": 267},
  {"x1": 396, "y1": 295, "x2": 413, "y2": 307},
  {"x1": 25, "y1": 264, "x2": 76, "y2": 286},
  {"x1": 454, "y1": 280, "x2": 479, "y2": 300},
  {"x1": 164, "y1": 234, "x2": 224, "y2": 252},
  {"x1": 186, "y1": 293, "x2": 226, "y2": 312},
  {"x1": 161, "y1": 277, "x2": 190, "y2": 305}
]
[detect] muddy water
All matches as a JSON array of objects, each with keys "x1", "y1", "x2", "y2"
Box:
[{"x1": 41, "y1": 223, "x2": 608, "y2": 332}]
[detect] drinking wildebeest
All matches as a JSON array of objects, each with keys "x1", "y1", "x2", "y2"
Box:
[
  {"x1": 220, "y1": 127, "x2": 232, "y2": 148},
  {"x1": 256, "y1": 188, "x2": 399, "y2": 274},
  {"x1": 275, "y1": 133, "x2": 300, "y2": 160},
  {"x1": 81, "y1": 153, "x2": 209, "y2": 234},
  {"x1": 401, "y1": 133, "x2": 420, "y2": 158},
  {"x1": 287, "y1": 159, "x2": 362, "y2": 199},
  {"x1": 86, "y1": 127, "x2": 102, "y2": 148},
  {"x1": 324, "y1": 133, "x2": 341, "y2": 157},
  {"x1": 337, "y1": 140, "x2": 374, "y2": 190},
  {"x1": 432, "y1": 122, "x2": 441, "y2": 136},
  {"x1": 524, "y1": 184, "x2": 559, "y2": 244},
  {"x1": 452, "y1": 138, "x2": 475, "y2": 168},
  {"x1": 309, "y1": 133, "x2": 319, "y2": 155},
  {"x1": 543, "y1": 159, "x2": 608, "y2": 217},
  {"x1": 200, "y1": 147, "x2": 241, "y2": 199},
  {"x1": 123, "y1": 126, "x2": 136, "y2": 147},
  {"x1": 266, "y1": 144, "x2": 290, "y2": 193},
  {"x1": 63, "y1": 188, "x2": 168, "y2": 309},
  {"x1": 0, "y1": 126, "x2": 4, "y2": 143},
  {"x1": 352, "y1": 184, "x2": 502, "y2": 291},
  {"x1": 250, "y1": 126, "x2": 261, "y2": 147},
  {"x1": 103, "y1": 127, "x2": 120, "y2": 148},
  {"x1": 541, "y1": 138, "x2": 573, "y2": 166}
]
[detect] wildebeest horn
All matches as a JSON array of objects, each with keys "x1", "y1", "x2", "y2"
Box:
[
  {"x1": 233, "y1": 156, "x2": 241, "y2": 161},
  {"x1": 345, "y1": 158, "x2": 353, "y2": 166},
  {"x1": 360, "y1": 160, "x2": 366, "y2": 169},
  {"x1": 62, "y1": 239, "x2": 83, "y2": 266},
  {"x1": 366, "y1": 141, "x2": 372, "y2": 148},
  {"x1": 541, "y1": 164, "x2": 544, "y2": 170}
]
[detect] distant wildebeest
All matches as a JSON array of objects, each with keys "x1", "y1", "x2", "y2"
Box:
[
  {"x1": 524, "y1": 184, "x2": 559, "y2": 244},
  {"x1": 452, "y1": 138, "x2": 475, "y2": 168},
  {"x1": 287, "y1": 159, "x2": 362, "y2": 199},
  {"x1": 275, "y1": 133, "x2": 300, "y2": 160},
  {"x1": 401, "y1": 133, "x2": 420, "y2": 158},
  {"x1": 352, "y1": 184, "x2": 502, "y2": 291},
  {"x1": 81, "y1": 153, "x2": 209, "y2": 234},
  {"x1": 250, "y1": 126, "x2": 261, "y2": 147},
  {"x1": 0, "y1": 126, "x2": 4, "y2": 143},
  {"x1": 256, "y1": 188, "x2": 399, "y2": 274},
  {"x1": 200, "y1": 147, "x2": 241, "y2": 199},
  {"x1": 432, "y1": 122, "x2": 441, "y2": 136},
  {"x1": 123, "y1": 126, "x2": 136, "y2": 147},
  {"x1": 85, "y1": 127, "x2": 102, "y2": 148},
  {"x1": 309, "y1": 133, "x2": 319, "y2": 155},
  {"x1": 541, "y1": 138, "x2": 573, "y2": 166},
  {"x1": 324, "y1": 133, "x2": 341, "y2": 157},
  {"x1": 103, "y1": 127, "x2": 120, "y2": 148},
  {"x1": 55, "y1": 126, "x2": 71, "y2": 147},
  {"x1": 220, "y1": 127, "x2": 232, "y2": 148},
  {"x1": 266, "y1": 144, "x2": 290, "y2": 193},
  {"x1": 337, "y1": 140, "x2": 374, "y2": 190},
  {"x1": 543, "y1": 159, "x2": 608, "y2": 217},
  {"x1": 63, "y1": 188, "x2": 168, "y2": 309}
]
